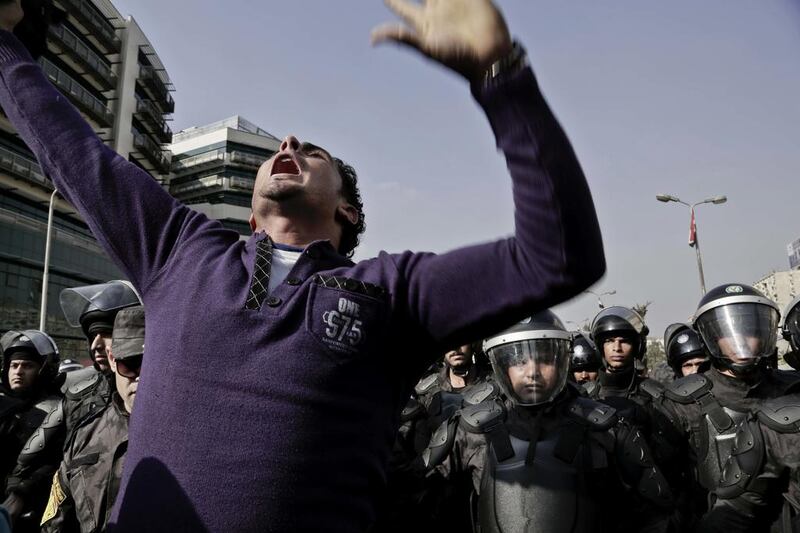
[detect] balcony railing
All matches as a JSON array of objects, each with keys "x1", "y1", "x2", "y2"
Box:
[
  {"x1": 49, "y1": 23, "x2": 116, "y2": 90},
  {"x1": 40, "y1": 58, "x2": 114, "y2": 127},
  {"x1": 137, "y1": 65, "x2": 175, "y2": 113},
  {"x1": 132, "y1": 129, "x2": 169, "y2": 173},
  {"x1": 171, "y1": 149, "x2": 265, "y2": 176},
  {"x1": 0, "y1": 144, "x2": 49, "y2": 188},
  {"x1": 135, "y1": 98, "x2": 172, "y2": 143},
  {"x1": 59, "y1": 0, "x2": 121, "y2": 54},
  {"x1": 169, "y1": 174, "x2": 255, "y2": 197},
  {"x1": 171, "y1": 149, "x2": 226, "y2": 174}
]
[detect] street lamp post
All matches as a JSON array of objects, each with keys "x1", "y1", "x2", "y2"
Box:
[
  {"x1": 584, "y1": 289, "x2": 616, "y2": 309},
  {"x1": 39, "y1": 188, "x2": 58, "y2": 332},
  {"x1": 656, "y1": 193, "x2": 727, "y2": 296}
]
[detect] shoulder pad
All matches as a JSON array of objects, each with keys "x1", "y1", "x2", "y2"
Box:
[
  {"x1": 400, "y1": 398, "x2": 425, "y2": 422},
  {"x1": 459, "y1": 400, "x2": 505, "y2": 434},
  {"x1": 664, "y1": 373, "x2": 711, "y2": 404},
  {"x1": 567, "y1": 397, "x2": 618, "y2": 431},
  {"x1": 66, "y1": 368, "x2": 101, "y2": 398},
  {"x1": 414, "y1": 373, "x2": 439, "y2": 396},
  {"x1": 463, "y1": 381, "x2": 499, "y2": 406},
  {"x1": 638, "y1": 379, "x2": 665, "y2": 401},
  {"x1": 422, "y1": 416, "x2": 459, "y2": 469},
  {"x1": 756, "y1": 394, "x2": 800, "y2": 433},
  {"x1": 582, "y1": 380, "x2": 600, "y2": 398}
]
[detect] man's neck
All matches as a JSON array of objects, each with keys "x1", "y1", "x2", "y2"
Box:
[
  {"x1": 448, "y1": 367, "x2": 474, "y2": 389},
  {"x1": 254, "y1": 214, "x2": 340, "y2": 252}
]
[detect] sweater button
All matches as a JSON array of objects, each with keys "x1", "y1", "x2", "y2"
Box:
[
  {"x1": 305, "y1": 248, "x2": 319, "y2": 259},
  {"x1": 286, "y1": 277, "x2": 302, "y2": 286},
  {"x1": 266, "y1": 296, "x2": 282, "y2": 307}
]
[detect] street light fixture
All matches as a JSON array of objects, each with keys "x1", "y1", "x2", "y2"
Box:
[
  {"x1": 656, "y1": 193, "x2": 727, "y2": 296},
  {"x1": 584, "y1": 289, "x2": 616, "y2": 309}
]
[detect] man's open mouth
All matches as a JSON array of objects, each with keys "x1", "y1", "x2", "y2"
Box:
[{"x1": 271, "y1": 155, "x2": 300, "y2": 176}]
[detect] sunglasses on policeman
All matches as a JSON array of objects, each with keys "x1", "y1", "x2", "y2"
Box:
[{"x1": 114, "y1": 354, "x2": 143, "y2": 379}]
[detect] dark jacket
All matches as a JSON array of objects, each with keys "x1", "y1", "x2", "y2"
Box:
[{"x1": 41, "y1": 394, "x2": 130, "y2": 533}]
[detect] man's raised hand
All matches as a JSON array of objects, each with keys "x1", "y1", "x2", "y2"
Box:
[
  {"x1": 0, "y1": 0, "x2": 23, "y2": 33},
  {"x1": 371, "y1": 0, "x2": 513, "y2": 83}
]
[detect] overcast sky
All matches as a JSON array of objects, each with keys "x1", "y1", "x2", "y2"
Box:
[{"x1": 111, "y1": 0, "x2": 800, "y2": 336}]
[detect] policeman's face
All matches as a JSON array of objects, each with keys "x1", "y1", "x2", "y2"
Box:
[
  {"x1": 680, "y1": 357, "x2": 707, "y2": 376},
  {"x1": 109, "y1": 353, "x2": 141, "y2": 414},
  {"x1": 8, "y1": 359, "x2": 41, "y2": 392},
  {"x1": 444, "y1": 345, "x2": 473, "y2": 369},
  {"x1": 602, "y1": 336, "x2": 635, "y2": 369},
  {"x1": 506, "y1": 356, "x2": 559, "y2": 404},
  {"x1": 716, "y1": 335, "x2": 762, "y2": 364},
  {"x1": 90, "y1": 331, "x2": 113, "y2": 374},
  {"x1": 573, "y1": 369, "x2": 598, "y2": 384},
  {"x1": 250, "y1": 136, "x2": 358, "y2": 235}
]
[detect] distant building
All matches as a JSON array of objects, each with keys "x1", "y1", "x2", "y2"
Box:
[
  {"x1": 788, "y1": 238, "x2": 800, "y2": 270},
  {"x1": 0, "y1": 0, "x2": 174, "y2": 359},
  {"x1": 168, "y1": 116, "x2": 281, "y2": 237}
]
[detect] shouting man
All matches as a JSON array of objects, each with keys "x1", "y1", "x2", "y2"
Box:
[{"x1": 0, "y1": 0, "x2": 604, "y2": 531}]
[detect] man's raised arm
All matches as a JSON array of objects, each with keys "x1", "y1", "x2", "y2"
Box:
[
  {"x1": 0, "y1": 1, "x2": 198, "y2": 292},
  {"x1": 372, "y1": 0, "x2": 605, "y2": 347}
]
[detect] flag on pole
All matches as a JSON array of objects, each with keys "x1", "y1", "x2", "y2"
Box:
[{"x1": 688, "y1": 207, "x2": 697, "y2": 247}]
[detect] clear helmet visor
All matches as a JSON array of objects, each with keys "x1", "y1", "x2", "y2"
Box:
[
  {"x1": 695, "y1": 303, "x2": 779, "y2": 363},
  {"x1": 488, "y1": 339, "x2": 571, "y2": 406},
  {"x1": 59, "y1": 281, "x2": 140, "y2": 327}
]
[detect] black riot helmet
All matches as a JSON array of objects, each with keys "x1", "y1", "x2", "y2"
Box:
[
  {"x1": 664, "y1": 323, "x2": 709, "y2": 378},
  {"x1": 1, "y1": 329, "x2": 60, "y2": 392},
  {"x1": 570, "y1": 332, "x2": 601, "y2": 373},
  {"x1": 782, "y1": 294, "x2": 800, "y2": 353},
  {"x1": 693, "y1": 283, "x2": 779, "y2": 376},
  {"x1": 60, "y1": 280, "x2": 141, "y2": 340},
  {"x1": 590, "y1": 306, "x2": 649, "y2": 362},
  {"x1": 483, "y1": 310, "x2": 572, "y2": 407}
]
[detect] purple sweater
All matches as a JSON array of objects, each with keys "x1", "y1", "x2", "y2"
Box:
[{"x1": 0, "y1": 32, "x2": 604, "y2": 532}]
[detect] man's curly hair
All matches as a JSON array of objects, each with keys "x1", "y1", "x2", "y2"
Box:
[{"x1": 333, "y1": 157, "x2": 365, "y2": 258}]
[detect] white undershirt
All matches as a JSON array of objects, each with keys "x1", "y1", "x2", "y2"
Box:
[{"x1": 268, "y1": 247, "x2": 302, "y2": 294}]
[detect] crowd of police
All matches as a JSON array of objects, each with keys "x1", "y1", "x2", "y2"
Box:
[
  {"x1": 1, "y1": 281, "x2": 142, "y2": 532},
  {"x1": 376, "y1": 283, "x2": 800, "y2": 533},
  {"x1": 2, "y1": 279, "x2": 800, "y2": 532}
]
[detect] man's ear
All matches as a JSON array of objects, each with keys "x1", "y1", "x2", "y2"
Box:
[
  {"x1": 108, "y1": 350, "x2": 117, "y2": 372},
  {"x1": 249, "y1": 213, "x2": 257, "y2": 232},
  {"x1": 336, "y1": 203, "x2": 359, "y2": 226}
]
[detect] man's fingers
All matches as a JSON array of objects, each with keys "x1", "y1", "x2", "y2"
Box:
[
  {"x1": 370, "y1": 23, "x2": 422, "y2": 50},
  {"x1": 383, "y1": 0, "x2": 424, "y2": 29}
]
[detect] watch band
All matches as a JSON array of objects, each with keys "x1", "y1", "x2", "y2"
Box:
[{"x1": 483, "y1": 41, "x2": 528, "y2": 86}]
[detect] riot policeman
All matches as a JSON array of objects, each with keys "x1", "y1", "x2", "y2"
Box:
[
  {"x1": 569, "y1": 331, "x2": 601, "y2": 386},
  {"x1": 664, "y1": 323, "x2": 710, "y2": 379},
  {"x1": 0, "y1": 330, "x2": 61, "y2": 530},
  {"x1": 59, "y1": 280, "x2": 140, "y2": 433},
  {"x1": 587, "y1": 306, "x2": 663, "y2": 402},
  {"x1": 655, "y1": 283, "x2": 800, "y2": 526},
  {"x1": 425, "y1": 311, "x2": 673, "y2": 532},
  {"x1": 41, "y1": 305, "x2": 145, "y2": 533}
]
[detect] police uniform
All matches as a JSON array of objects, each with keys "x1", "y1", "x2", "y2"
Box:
[
  {"x1": 654, "y1": 284, "x2": 800, "y2": 527},
  {"x1": 40, "y1": 394, "x2": 130, "y2": 533},
  {"x1": 701, "y1": 393, "x2": 800, "y2": 532},
  {"x1": 429, "y1": 385, "x2": 673, "y2": 532}
]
